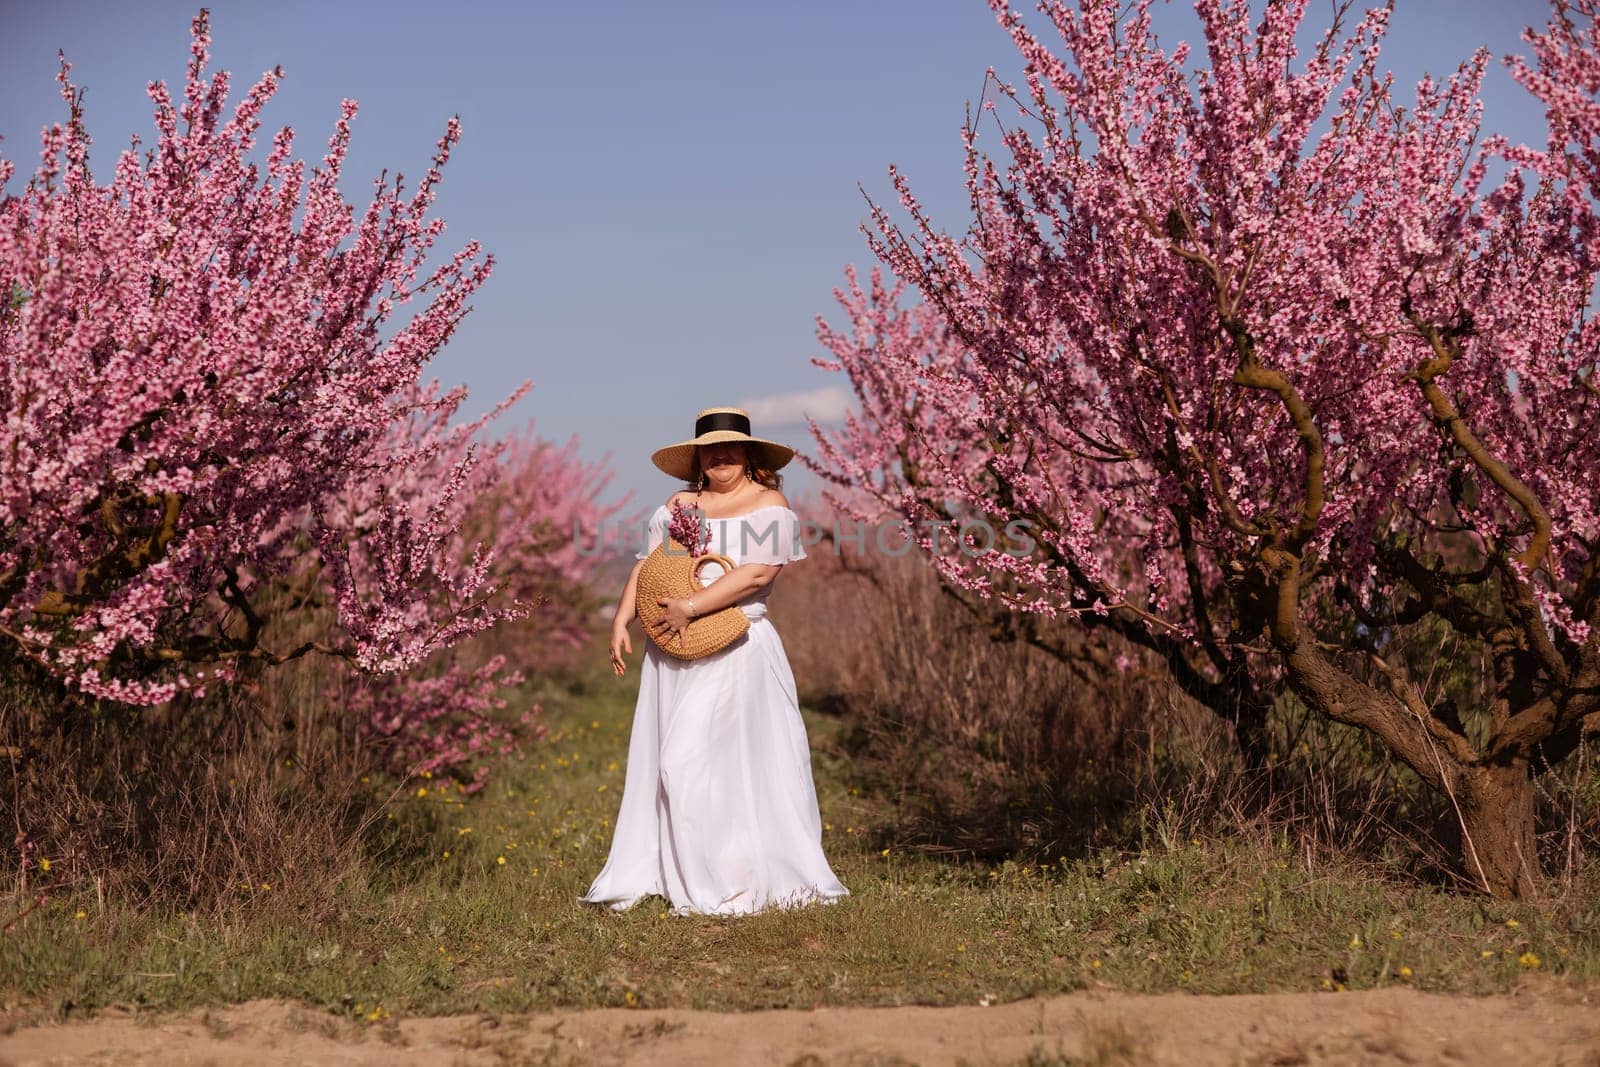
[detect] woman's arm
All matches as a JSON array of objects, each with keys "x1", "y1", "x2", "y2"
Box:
[
  {"x1": 646, "y1": 562, "x2": 782, "y2": 643},
  {"x1": 615, "y1": 558, "x2": 645, "y2": 627},
  {"x1": 609, "y1": 558, "x2": 646, "y2": 676},
  {"x1": 687, "y1": 562, "x2": 780, "y2": 615}
]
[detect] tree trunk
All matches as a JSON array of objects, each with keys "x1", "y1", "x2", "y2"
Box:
[
  {"x1": 1230, "y1": 696, "x2": 1272, "y2": 771},
  {"x1": 1455, "y1": 760, "x2": 1540, "y2": 899}
]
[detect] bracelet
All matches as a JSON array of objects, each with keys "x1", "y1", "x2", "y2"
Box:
[{"x1": 687, "y1": 598, "x2": 696, "y2": 618}]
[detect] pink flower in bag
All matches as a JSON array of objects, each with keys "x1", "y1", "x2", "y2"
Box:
[{"x1": 667, "y1": 500, "x2": 710, "y2": 557}]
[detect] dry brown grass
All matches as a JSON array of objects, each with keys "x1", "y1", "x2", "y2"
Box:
[
  {"x1": 770, "y1": 536, "x2": 1599, "y2": 890},
  {"x1": 0, "y1": 652, "x2": 388, "y2": 914}
]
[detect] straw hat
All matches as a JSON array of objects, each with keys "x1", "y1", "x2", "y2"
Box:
[{"x1": 650, "y1": 406, "x2": 796, "y2": 481}]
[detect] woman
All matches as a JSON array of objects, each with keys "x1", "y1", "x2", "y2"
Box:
[{"x1": 581, "y1": 406, "x2": 849, "y2": 916}]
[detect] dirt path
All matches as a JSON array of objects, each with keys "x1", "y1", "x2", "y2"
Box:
[{"x1": 3, "y1": 986, "x2": 1598, "y2": 1066}]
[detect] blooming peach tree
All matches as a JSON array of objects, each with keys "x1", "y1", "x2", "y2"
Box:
[
  {"x1": 320, "y1": 398, "x2": 630, "y2": 785},
  {"x1": 0, "y1": 11, "x2": 610, "y2": 781},
  {"x1": 811, "y1": 0, "x2": 1600, "y2": 897}
]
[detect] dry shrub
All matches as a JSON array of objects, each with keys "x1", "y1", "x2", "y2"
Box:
[
  {"x1": 774, "y1": 538, "x2": 1194, "y2": 857},
  {"x1": 773, "y1": 537, "x2": 1599, "y2": 887},
  {"x1": 0, "y1": 547, "x2": 613, "y2": 915},
  {"x1": 0, "y1": 567, "x2": 612, "y2": 913},
  {"x1": 0, "y1": 651, "x2": 389, "y2": 914}
]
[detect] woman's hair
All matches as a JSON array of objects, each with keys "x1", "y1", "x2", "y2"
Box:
[{"x1": 686, "y1": 443, "x2": 783, "y2": 492}]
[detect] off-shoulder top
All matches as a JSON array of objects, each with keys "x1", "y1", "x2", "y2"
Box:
[
  {"x1": 634, "y1": 503, "x2": 808, "y2": 566},
  {"x1": 635, "y1": 503, "x2": 808, "y2": 621}
]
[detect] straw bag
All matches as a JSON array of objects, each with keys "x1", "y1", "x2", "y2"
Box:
[{"x1": 635, "y1": 539, "x2": 750, "y2": 660}]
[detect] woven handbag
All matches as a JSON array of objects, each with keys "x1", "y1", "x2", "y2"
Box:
[{"x1": 635, "y1": 538, "x2": 750, "y2": 660}]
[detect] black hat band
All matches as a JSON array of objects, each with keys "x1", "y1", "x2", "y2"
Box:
[{"x1": 695, "y1": 411, "x2": 752, "y2": 437}]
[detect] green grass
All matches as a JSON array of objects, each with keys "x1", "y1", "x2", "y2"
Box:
[{"x1": 3, "y1": 652, "x2": 1597, "y2": 1024}]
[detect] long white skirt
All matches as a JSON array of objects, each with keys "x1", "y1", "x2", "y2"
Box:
[{"x1": 581, "y1": 609, "x2": 849, "y2": 916}]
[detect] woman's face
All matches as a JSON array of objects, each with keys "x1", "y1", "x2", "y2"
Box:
[{"x1": 698, "y1": 442, "x2": 748, "y2": 487}]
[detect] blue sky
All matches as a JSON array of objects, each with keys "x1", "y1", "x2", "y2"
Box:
[{"x1": 2, "y1": 0, "x2": 1557, "y2": 512}]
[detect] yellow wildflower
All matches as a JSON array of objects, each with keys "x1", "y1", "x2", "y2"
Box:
[
  {"x1": 1518, "y1": 952, "x2": 1541, "y2": 969},
  {"x1": 38, "y1": 858, "x2": 51, "y2": 872},
  {"x1": 496, "y1": 856, "x2": 506, "y2": 866}
]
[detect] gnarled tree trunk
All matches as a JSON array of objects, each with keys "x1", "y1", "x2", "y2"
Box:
[{"x1": 1455, "y1": 759, "x2": 1539, "y2": 899}]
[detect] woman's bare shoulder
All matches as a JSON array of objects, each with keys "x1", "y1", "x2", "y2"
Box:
[
  {"x1": 757, "y1": 488, "x2": 790, "y2": 510},
  {"x1": 665, "y1": 490, "x2": 695, "y2": 510}
]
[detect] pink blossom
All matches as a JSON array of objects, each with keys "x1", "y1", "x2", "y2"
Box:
[
  {"x1": 809, "y1": 0, "x2": 1600, "y2": 896},
  {"x1": 0, "y1": 9, "x2": 620, "y2": 753}
]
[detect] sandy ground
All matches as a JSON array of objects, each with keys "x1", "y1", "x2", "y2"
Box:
[{"x1": 3, "y1": 986, "x2": 1598, "y2": 1066}]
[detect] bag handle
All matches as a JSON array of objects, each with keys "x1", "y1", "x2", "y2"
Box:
[
  {"x1": 684, "y1": 491, "x2": 741, "y2": 579},
  {"x1": 691, "y1": 553, "x2": 738, "y2": 581}
]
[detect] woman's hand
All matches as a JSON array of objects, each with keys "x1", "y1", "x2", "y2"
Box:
[
  {"x1": 650, "y1": 597, "x2": 694, "y2": 645},
  {"x1": 609, "y1": 624, "x2": 633, "y2": 676}
]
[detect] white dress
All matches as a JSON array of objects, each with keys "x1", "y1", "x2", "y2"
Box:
[{"x1": 581, "y1": 503, "x2": 849, "y2": 916}]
